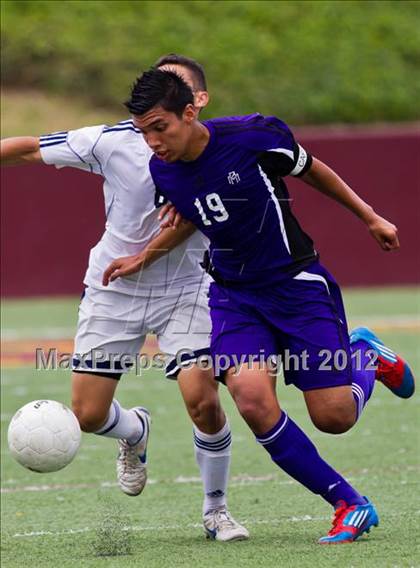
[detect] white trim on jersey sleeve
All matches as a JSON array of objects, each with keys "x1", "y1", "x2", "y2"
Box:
[
  {"x1": 39, "y1": 125, "x2": 105, "y2": 174},
  {"x1": 267, "y1": 148, "x2": 294, "y2": 160}
]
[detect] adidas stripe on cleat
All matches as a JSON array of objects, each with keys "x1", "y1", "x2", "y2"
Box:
[
  {"x1": 319, "y1": 498, "x2": 379, "y2": 544},
  {"x1": 350, "y1": 327, "x2": 415, "y2": 399}
]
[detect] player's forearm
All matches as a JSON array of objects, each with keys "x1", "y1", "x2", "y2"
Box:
[
  {"x1": 0, "y1": 137, "x2": 42, "y2": 166},
  {"x1": 137, "y1": 222, "x2": 196, "y2": 268},
  {"x1": 301, "y1": 157, "x2": 377, "y2": 226},
  {"x1": 102, "y1": 221, "x2": 197, "y2": 285}
]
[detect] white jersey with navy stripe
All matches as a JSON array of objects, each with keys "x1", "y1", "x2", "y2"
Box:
[{"x1": 39, "y1": 121, "x2": 209, "y2": 294}]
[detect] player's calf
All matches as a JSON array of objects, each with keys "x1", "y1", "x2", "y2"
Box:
[
  {"x1": 307, "y1": 406, "x2": 356, "y2": 434},
  {"x1": 304, "y1": 386, "x2": 357, "y2": 435},
  {"x1": 72, "y1": 401, "x2": 109, "y2": 432},
  {"x1": 178, "y1": 367, "x2": 225, "y2": 433},
  {"x1": 71, "y1": 370, "x2": 119, "y2": 432},
  {"x1": 310, "y1": 413, "x2": 355, "y2": 435}
]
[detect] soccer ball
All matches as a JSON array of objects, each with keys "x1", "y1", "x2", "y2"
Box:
[{"x1": 8, "y1": 400, "x2": 81, "y2": 473}]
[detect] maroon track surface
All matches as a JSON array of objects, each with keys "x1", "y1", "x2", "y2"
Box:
[{"x1": 1, "y1": 125, "x2": 419, "y2": 296}]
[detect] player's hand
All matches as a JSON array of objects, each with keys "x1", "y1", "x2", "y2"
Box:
[
  {"x1": 367, "y1": 214, "x2": 399, "y2": 251},
  {"x1": 158, "y1": 203, "x2": 183, "y2": 229},
  {"x1": 102, "y1": 254, "x2": 144, "y2": 286}
]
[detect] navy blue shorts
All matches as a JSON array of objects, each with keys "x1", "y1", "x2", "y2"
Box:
[{"x1": 208, "y1": 262, "x2": 352, "y2": 390}]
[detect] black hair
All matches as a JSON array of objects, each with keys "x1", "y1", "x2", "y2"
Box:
[
  {"x1": 125, "y1": 68, "x2": 194, "y2": 117},
  {"x1": 154, "y1": 53, "x2": 207, "y2": 91}
]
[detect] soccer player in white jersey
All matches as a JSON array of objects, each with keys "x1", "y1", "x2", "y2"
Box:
[{"x1": 0, "y1": 55, "x2": 248, "y2": 542}]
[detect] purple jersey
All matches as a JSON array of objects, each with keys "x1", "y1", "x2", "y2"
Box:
[{"x1": 150, "y1": 114, "x2": 316, "y2": 287}]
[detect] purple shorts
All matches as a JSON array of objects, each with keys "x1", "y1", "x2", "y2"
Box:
[{"x1": 208, "y1": 262, "x2": 352, "y2": 391}]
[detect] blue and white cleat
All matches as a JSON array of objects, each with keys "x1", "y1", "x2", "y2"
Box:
[
  {"x1": 203, "y1": 507, "x2": 249, "y2": 542},
  {"x1": 350, "y1": 327, "x2": 415, "y2": 398},
  {"x1": 319, "y1": 498, "x2": 379, "y2": 544},
  {"x1": 117, "y1": 407, "x2": 151, "y2": 496}
]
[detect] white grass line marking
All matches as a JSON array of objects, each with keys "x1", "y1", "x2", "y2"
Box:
[
  {"x1": 0, "y1": 474, "x2": 288, "y2": 494},
  {"x1": 11, "y1": 515, "x2": 332, "y2": 538},
  {"x1": 3, "y1": 468, "x2": 418, "y2": 495},
  {"x1": 12, "y1": 510, "x2": 420, "y2": 539},
  {"x1": 174, "y1": 474, "x2": 282, "y2": 484}
]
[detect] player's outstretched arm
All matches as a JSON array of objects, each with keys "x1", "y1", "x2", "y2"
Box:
[
  {"x1": 301, "y1": 157, "x2": 399, "y2": 251},
  {"x1": 102, "y1": 221, "x2": 196, "y2": 285},
  {"x1": 0, "y1": 137, "x2": 42, "y2": 166}
]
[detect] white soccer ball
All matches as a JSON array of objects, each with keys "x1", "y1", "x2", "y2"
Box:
[{"x1": 8, "y1": 400, "x2": 81, "y2": 473}]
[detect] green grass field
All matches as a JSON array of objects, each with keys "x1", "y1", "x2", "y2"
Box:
[{"x1": 1, "y1": 288, "x2": 419, "y2": 568}]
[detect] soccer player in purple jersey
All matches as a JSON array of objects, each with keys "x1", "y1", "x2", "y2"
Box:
[{"x1": 121, "y1": 68, "x2": 415, "y2": 544}]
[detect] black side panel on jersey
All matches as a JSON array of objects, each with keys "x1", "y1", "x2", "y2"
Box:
[{"x1": 258, "y1": 156, "x2": 317, "y2": 263}]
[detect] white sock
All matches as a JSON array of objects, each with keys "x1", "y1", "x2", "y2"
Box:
[
  {"x1": 193, "y1": 420, "x2": 231, "y2": 515},
  {"x1": 94, "y1": 400, "x2": 144, "y2": 445}
]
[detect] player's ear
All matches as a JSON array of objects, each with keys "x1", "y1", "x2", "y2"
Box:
[
  {"x1": 183, "y1": 104, "x2": 197, "y2": 123},
  {"x1": 194, "y1": 90, "x2": 209, "y2": 110}
]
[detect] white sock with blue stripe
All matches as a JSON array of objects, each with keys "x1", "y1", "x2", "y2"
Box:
[
  {"x1": 193, "y1": 420, "x2": 231, "y2": 515},
  {"x1": 94, "y1": 400, "x2": 144, "y2": 445}
]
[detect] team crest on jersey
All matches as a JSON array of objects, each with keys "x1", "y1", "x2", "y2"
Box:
[{"x1": 227, "y1": 171, "x2": 240, "y2": 185}]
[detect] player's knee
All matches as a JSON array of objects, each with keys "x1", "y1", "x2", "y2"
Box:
[
  {"x1": 236, "y1": 397, "x2": 272, "y2": 427},
  {"x1": 187, "y1": 396, "x2": 224, "y2": 431},
  {"x1": 188, "y1": 397, "x2": 220, "y2": 421},
  {"x1": 310, "y1": 409, "x2": 355, "y2": 435},
  {"x1": 72, "y1": 401, "x2": 107, "y2": 433}
]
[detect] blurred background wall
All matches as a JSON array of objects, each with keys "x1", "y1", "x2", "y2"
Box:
[{"x1": 1, "y1": 0, "x2": 419, "y2": 296}]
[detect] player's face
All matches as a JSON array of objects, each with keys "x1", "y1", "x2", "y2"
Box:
[{"x1": 133, "y1": 105, "x2": 196, "y2": 162}]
